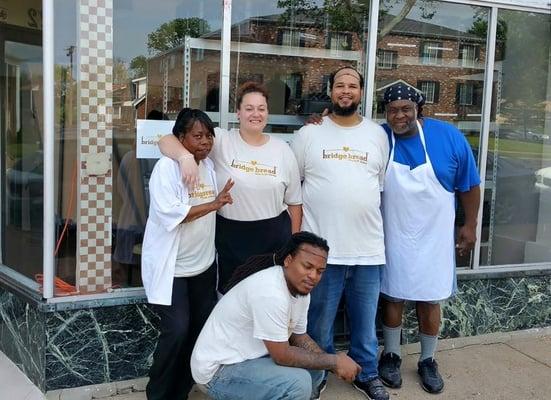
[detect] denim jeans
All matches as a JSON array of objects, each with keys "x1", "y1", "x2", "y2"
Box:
[
  {"x1": 205, "y1": 356, "x2": 324, "y2": 400},
  {"x1": 307, "y1": 264, "x2": 383, "y2": 382}
]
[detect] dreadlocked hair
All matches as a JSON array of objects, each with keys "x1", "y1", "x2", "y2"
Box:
[{"x1": 223, "y1": 231, "x2": 329, "y2": 293}]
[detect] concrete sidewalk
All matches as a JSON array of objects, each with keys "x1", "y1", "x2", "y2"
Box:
[{"x1": 3, "y1": 327, "x2": 550, "y2": 400}]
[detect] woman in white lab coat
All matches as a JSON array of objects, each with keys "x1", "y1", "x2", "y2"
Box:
[{"x1": 141, "y1": 108, "x2": 233, "y2": 400}]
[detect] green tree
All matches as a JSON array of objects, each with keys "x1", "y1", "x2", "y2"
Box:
[
  {"x1": 113, "y1": 58, "x2": 129, "y2": 84},
  {"x1": 277, "y1": 0, "x2": 436, "y2": 41},
  {"x1": 147, "y1": 17, "x2": 210, "y2": 54},
  {"x1": 468, "y1": 16, "x2": 508, "y2": 42},
  {"x1": 129, "y1": 55, "x2": 147, "y2": 78}
]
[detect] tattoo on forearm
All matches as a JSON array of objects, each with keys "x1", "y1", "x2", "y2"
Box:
[
  {"x1": 281, "y1": 347, "x2": 336, "y2": 371},
  {"x1": 290, "y1": 334, "x2": 324, "y2": 354}
]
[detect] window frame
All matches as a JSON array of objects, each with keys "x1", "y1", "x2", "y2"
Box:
[
  {"x1": 419, "y1": 40, "x2": 444, "y2": 65},
  {"x1": 459, "y1": 43, "x2": 479, "y2": 68},
  {"x1": 377, "y1": 49, "x2": 398, "y2": 69},
  {"x1": 417, "y1": 80, "x2": 440, "y2": 104}
]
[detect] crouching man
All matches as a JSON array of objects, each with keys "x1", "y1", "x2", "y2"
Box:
[{"x1": 190, "y1": 231, "x2": 361, "y2": 400}]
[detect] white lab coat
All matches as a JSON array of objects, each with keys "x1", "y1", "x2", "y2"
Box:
[{"x1": 141, "y1": 156, "x2": 216, "y2": 305}]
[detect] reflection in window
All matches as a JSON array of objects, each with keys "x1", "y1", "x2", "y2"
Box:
[
  {"x1": 459, "y1": 44, "x2": 478, "y2": 68},
  {"x1": 279, "y1": 29, "x2": 304, "y2": 47},
  {"x1": 482, "y1": 10, "x2": 551, "y2": 266},
  {"x1": 374, "y1": 0, "x2": 490, "y2": 267},
  {"x1": 230, "y1": 0, "x2": 368, "y2": 128},
  {"x1": 420, "y1": 41, "x2": 443, "y2": 65},
  {"x1": 49, "y1": 0, "x2": 224, "y2": 289},
  {"x1": 457, "y1": 83, "x2": 474, "y2": 106},
  {"x1": 2, "y1": 38, "x2": 44, "y2": 281},
  {"x1": 418, "y1": 81, "x2": 439, "y2": 104},
  {"x1": 328, "y1": 33, "x2": 352, "y2": 50},
  {"x1": 377, "y1": 50, "x2": 397, "y2": 69}
]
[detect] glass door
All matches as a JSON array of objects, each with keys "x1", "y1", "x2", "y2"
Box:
[{"x1": 0, "y1": 25, "x2": 43, "y2": 279}]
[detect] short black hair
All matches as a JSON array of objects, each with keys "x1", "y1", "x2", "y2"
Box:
[
  {"x1": 172, "y1": 108, "x2": 215, "y2": 139},
  {"x1": 329, "y1": 66, "x2": 364, "y2": 90}
]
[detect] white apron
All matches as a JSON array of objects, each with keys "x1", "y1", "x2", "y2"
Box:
[{"x1": 381, "y1": 121, "x2": 455, "y2": 301}]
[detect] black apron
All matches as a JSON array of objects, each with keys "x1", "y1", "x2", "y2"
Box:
[{"x1": 215, "y1": 211, "x2": 292, "y2": 293}]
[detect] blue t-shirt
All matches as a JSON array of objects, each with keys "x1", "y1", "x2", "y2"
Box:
[{"x1": 382, "y1": 118, "x2": 481, "y2": 193}]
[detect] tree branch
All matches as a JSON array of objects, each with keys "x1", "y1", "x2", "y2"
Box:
[{"x1": 378, "y1": 0, "x2": 416, "y2": 39}]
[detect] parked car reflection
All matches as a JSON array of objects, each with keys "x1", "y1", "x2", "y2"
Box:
[{"x1": 535, "y1": 166, "x2": 551, "y2": 194}]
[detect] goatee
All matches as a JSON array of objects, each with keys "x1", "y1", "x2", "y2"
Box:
[{"x1": 333, "y1": 102, "x2": 359, "y2": 116}]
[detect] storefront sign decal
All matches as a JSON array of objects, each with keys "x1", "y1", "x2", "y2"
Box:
[{"x1": 136, "y1": 119, "x2": 173, "y2": 159}]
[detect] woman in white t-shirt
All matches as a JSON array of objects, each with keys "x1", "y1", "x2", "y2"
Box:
[
  {"x1": 141, "y1": 108, "x2": 233, "y2": 400},
  {"x1": 158, "y1": 82, "x2": 302, "y2": 293}
]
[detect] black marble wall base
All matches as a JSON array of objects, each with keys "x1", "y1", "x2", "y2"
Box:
[
  {"x1": 0, "y1": 285, "x2": 160, "y2": 391},
  {"x1": 0, "y1": 289, "x2": 45, "y2": 389},
  {"x1": 45, "y1": 304, "x2": 159, "y2": 390},
  {"x1": 1, "y1": 275, "x2": 550, "y2": 391},
  {"x1": 400, "y1": 276, "x2": 551, "y2": 343}
]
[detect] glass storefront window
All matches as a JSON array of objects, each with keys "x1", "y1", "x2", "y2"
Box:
[
  {"x1": 2, "y1": 1, "x2": 549, "y2": 299},
  {"x1": 110, "y1": 1, "x2": 222, "y2": 288},
  {"x1": 373, "y1": 0, "x2": 490, "y2": 267},
  {"x1": 481, "y1": 10, "x2": 551, "y2": 266},
  {"x1": 0, "y1": 3, "x2": 43, "y2": 282},
  {"x1": 50, "y1": 0, "x2": 223, "y2": 294},
  {"x1": 227, "y1": 0, "x2": 370, "y2": 135}
]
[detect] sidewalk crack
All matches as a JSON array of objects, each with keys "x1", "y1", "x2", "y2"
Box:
[{"x1": 503, "y1": 342, "x2": 551, "y2": 369}]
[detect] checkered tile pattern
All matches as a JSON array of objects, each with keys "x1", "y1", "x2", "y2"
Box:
[{"x1": 77, "y1": 0, "x2": 114, "y2": 293}]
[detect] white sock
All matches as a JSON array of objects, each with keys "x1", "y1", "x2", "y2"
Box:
[
  {"x1": 382, "y1": 324, "x2": 402, "y2": 357},
  {"x1": 419, "y1": 332, "x2": 438, "y2": 361}
]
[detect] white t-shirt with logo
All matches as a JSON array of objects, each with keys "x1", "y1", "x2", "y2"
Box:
[
  {"x1": 211, "y1": 128, "x2": 302, "y2": 221},
  {"x1": 291, "y1": 116, "x2": 389, "y2": 265},
  {"x1": 174, "y1": 162, "x2": 217, "y2": 277},
  {"x1": 190, "y1": 266, "x2": 310, "y2": 384}
]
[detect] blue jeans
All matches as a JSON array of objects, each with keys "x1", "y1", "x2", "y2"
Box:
[
  {"x1": 307, "y1": 264, "x2": 382, "y2": 382},
  {"x1": 205, "y1": 356, "x2": 324, "y2": 400}
]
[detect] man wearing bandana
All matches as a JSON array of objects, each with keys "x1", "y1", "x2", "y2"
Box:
[
  {"x1": 378, "y1": 82, "x2": 481, "y2": 394},
  {"x1": 291, "y1": 67, "x2": 390, "y2": 400}
]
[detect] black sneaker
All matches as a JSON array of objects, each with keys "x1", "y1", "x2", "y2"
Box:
[
  {"x1": 312, "y1": 378, "x2": 327, "y2": 400},
  {"x1": 417, "y1": 358, "x2": 444, "y2": 394},
  {"x1": 353, "y1": 377, "x2": 389, "y2": 400},
  {"x1": 378, "y1": 352, "x2": 402, "y2": 388}
]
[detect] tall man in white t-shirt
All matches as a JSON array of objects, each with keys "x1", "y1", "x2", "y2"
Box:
[
  {"x1": 291, "y1": 67, "x2": 390, "y2": 400},
  {"x1": 190, "y1": 232, "x2": 361, "y2": 400}
]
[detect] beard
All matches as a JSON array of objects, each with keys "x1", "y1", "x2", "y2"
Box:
[{"x1": 333, "y1": 101, "x2": 359, "y2": 116}]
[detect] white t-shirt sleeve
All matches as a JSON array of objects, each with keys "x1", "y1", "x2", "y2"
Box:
[
  {"x1": 283, "y1": 146, "x2": 302, "y2": 206},
  {"x1": 290, "y1": 128, "x2": 308, "y2": 180},
  {"x1": 291, "y1": 297, "x2": 309, "y2": 335},
  {"x1": 212, "y1": 127, "x2": 230, "y2": 159},
  {"x1": 378, "y1": 127, "x2": 390, "y2": 192},
  {"x1": 148, "y1": 159, "x2": 192, "y2": 232},
  {"x1": 251, "y1": 294, "x2": 291, "y2": 342}
]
